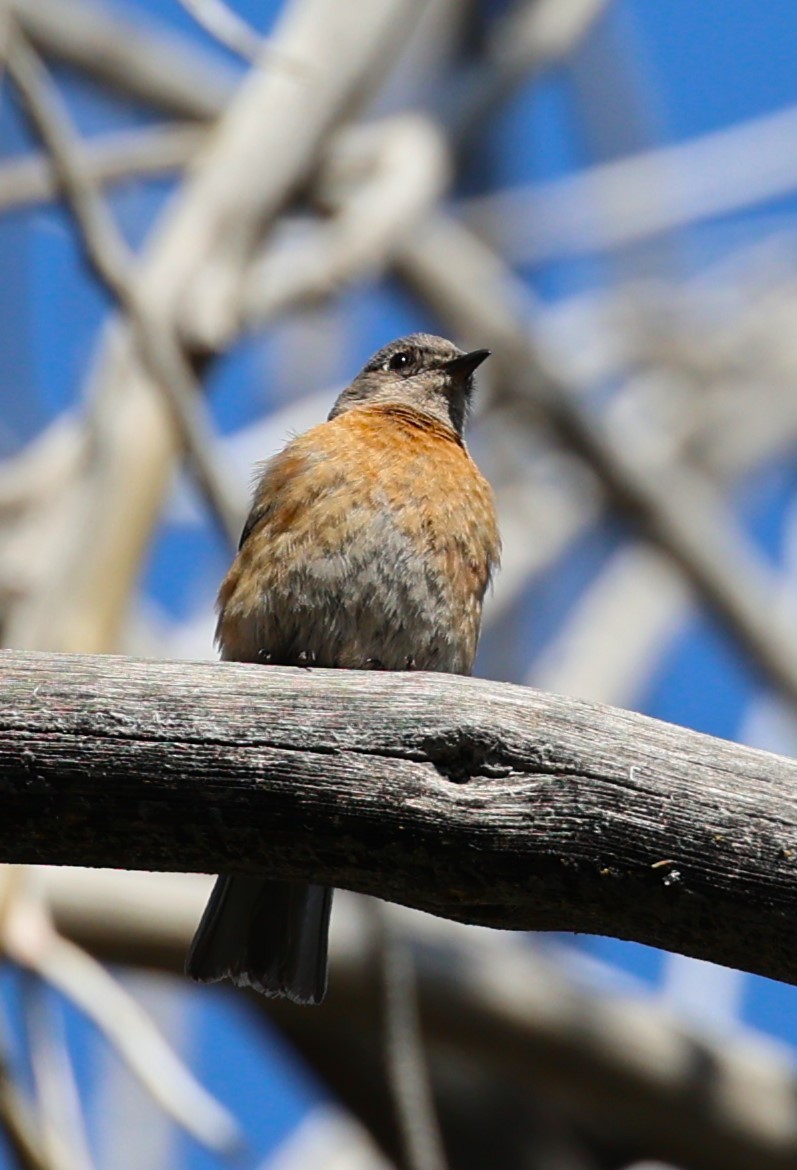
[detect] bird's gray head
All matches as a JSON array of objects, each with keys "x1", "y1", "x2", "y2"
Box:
[{"x1": 328, "y1": 333, "x2": 490, "y2": 437}]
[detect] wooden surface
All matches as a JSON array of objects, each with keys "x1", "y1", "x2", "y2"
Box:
[{"x1": 3, "y1": 648, "x2": 797, "y2": 984}]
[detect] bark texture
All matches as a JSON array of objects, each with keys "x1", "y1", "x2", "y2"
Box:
[{"x1": 2, "y1": 649, "x2": 797, "y2": 984}]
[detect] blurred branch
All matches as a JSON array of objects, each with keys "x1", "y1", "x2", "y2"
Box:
[
  {"x1": 447, "y1": 0, "x2": 612, "y2": 145},
  {"x1": 482, "y1": 260, "x2": 797, "y2": 697},
  {"x1": 483, "y1": 443, "x2": 602, "y2": 631},
  {"x1": 265, "y1": 1106, "x2": 396, "y2": 1170},
  {"x1": 527, "y1": 542, "x2": 690, "y2": 706},
  {"x1": 1, "y1": 880, "x2": 240, "y2": 1154},
  {"x1": 35, "y1": 872, "x2": 797, "y2": 1170},
  {"x1": 14, "y1": 0, "x2": 236, "y2": 119},
  {"x1": 487, "y1": 0, "x2": 612, "y2": 90},
  {"x1": 23, "y1": 983, "x2": 96, "y2": 1170},
  {"x1": 0, "y1": 4, "x2": 9, "y2": 82},
  {"x1": 240, "y1": 114, "x2": 449, "y2": 329},
  {"x1": 174, "y1": 0, "x2": 267, "y2": 65},
  {"x1": 6, "y1": 29, "x2": 244, "y2": 546},
  {"x1": 381, "y1": 907, "x2": 797, "y2": 1170},
  {"x1": 519, "y1": 280, "x2": 797, "y2": 705},
  {"x1": 375, "y1": 906, "x2": 447, "y2": 1170},
  {"x1": 0, "y1": 420, "x2": 87, "y2": 641},
  {"x1": 465, "y1": 101, "x2": 797, "y2": 263},
  {"x1": 0, "y1": 125, "x2": 204, "y2": 214},
  {"x1": 397, "y1": 214, "x2": 797, "y2": 710},
  {"x1": 0, "y1": 1045, "x2": 54, "y2": 1170},
  {"x1": 181, "y1": 0, "x2": 424, "y2": 349},
  {"x1": 1, "y1": 0, "x2": 423, "y2": 656},
  {"x1": 4, "y1": 651, "x2": 797, "y2": 987}
]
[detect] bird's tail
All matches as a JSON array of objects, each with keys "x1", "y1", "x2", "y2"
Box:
[{"x1": 185, "y1": 875, "x2": 333, "y2": 1005}]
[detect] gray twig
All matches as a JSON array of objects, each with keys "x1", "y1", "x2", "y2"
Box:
[
  {"x1": 174, "y1": 0, "x2": 306, "y2": 72},
  {"x1": 0, "y1": 124, "x2": 205, "y2": 214},
  {"x1": 375, "y1": 905, "x2": 447, "y2": 1170},
  {"x1": 0, "y1": 1033, "x2": 54, "y2": 1170},
  {"x1": 2, "y1": 881, "x2": 240, "y2": 1153},
  {"x1": 22, "y1": 978, "x2": 96, "y2": 1170},
  {"x1": 6, "y1": 30, "x2": 244, "y2": 546},
  {"x1": 16, "y1": 0, "x2": 236, "y2": 119},
  {"x1": 30, "y1": 871, "x2": 797, "y2": 1170},
  {"x1": 397, "y1": 215, "x2": 797, "y2": 711}
]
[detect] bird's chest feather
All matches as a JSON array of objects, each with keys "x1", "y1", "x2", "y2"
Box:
[{"x1": 217, "y1": 407, "x2": 500, "y2": 671}]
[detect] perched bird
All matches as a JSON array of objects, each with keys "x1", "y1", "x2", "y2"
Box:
[{"x1": 185, "y1": 333, "x2": 500, "y2": 1004}]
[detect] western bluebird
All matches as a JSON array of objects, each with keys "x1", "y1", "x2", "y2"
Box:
[{"x1": 186, "y1": 333, "x2": 500, "y2": 1004}]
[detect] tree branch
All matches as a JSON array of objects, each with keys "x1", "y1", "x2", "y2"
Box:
[
  {"x1": 397, "y1": 215, "x2": 797, "y2": 711},
  {"x1": 0, "y1": 124, "x2": 203, "y2": 216},
  {"x1": 6, "y1": 30, "x2": 244, "y2": 547},
  {"x1": 16, "y1": 0, "x2": 236, "y2": 120},
  {"x1": 174, "y1": 0, "x2": 270, "y2": 67},
  {"x1": 1, "y1": 0, "x2": 424, "y2": 656},
  {"x1": 28, "y1": 872, "x2": 797, "y2": 1170},
  {"x1": 2, "y1": 650, "x2": 797, "y2": 987}
]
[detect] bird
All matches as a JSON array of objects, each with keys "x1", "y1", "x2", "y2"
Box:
[{"x1": 185, "y1": 332, "x2": 500, "y2": 1004}]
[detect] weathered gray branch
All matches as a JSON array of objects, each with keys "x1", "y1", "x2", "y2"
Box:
[
  {"x1": 0, "y1": 125, "x2": 204, "y2": 215},
  {"x1": 3, "y1": 650, "x2": 797, "y2": 987},
  {"x1": 27, "y1": 871, "x2": 797, "y2": 1170},
  {"x1": 397, "y1": 215, "x2": 797, "y2": 710},
  {"x1": 6, "y1": 31, "x2": 244, "y2": 546},
  {"x1": 16, "y1": 0, "x2": 236, "y2": 120},
  {"x1": 2, "y1": 0, "x2": 424, "y2": 656}
]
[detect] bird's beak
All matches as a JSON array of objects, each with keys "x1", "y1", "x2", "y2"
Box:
[{"x1": 444, "y1": 349, "x2": 491, "y2": 377}]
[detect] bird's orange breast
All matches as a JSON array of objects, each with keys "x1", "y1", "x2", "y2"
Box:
[{"x1": 217, "y1": 404, "x2": 500, "y2": 672}]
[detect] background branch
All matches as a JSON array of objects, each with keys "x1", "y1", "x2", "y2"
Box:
[
  {"x1": 397, "y1": 215, "x2": 797, "y2": 710},
  {"x1": 15, "y1": 0, "x2": 236, "y2": 119},
  {"x1": 1, "y1": 883, "x2": 239, "y2": 1154},
  {"x1": 1, "y1": 0, "x2": 424, "y2": 657},
  {"x1": 174, "y1": 0, "x2": 267, "y2": 65},
  {"x1": 0, "y1": 125, "x2": 204, "y2": 215},
  {"x1": 7, "y1": 30, "x2": 244, "y2": 546},
  {"x1": 22, "y1": 869, "x2": 797, "y2": 1170}
]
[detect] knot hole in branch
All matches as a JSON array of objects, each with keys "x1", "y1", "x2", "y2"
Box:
[{"x1": 418, "y1": 726, "x2": 519, "y2": 784}]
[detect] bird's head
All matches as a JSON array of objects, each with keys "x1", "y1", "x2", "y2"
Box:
[{"x1": 328, "y1": 333, "x2": 490, "y2": 436}]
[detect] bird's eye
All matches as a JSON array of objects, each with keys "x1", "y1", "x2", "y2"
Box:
[{"x1": 386, "y1": 350, "x2": 412, "y2": 372}]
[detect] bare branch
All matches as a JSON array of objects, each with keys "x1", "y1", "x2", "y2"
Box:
[
  {"x1": 181, "y1": 0, "x2": 425, "y2": 347},
  {"x1": 6, "y1": 33, "x2": 142, "y2": 289},
  {"x1": 488, "y1": 0, "x2": 612, "y2": 86},
  {"x1": 448, "y1": 0, "x2": 613, "y2": 148},
  {"x1": 23, "y1": 983, "x2": 96, "y2": 1170},
  {"x1": 31, "y1": 871, "x2": 797, "y2": 1170},
  {"x1": 0, "y1": 904, "x2": 59, "y2": 1170},
  {"x1": 2, "y1": 884, "x2": 240, "y2": 1154},
  {"x1": 3, "y1": 650, "x2": 797, "y2": 989},
  {"x1": 0, "y1": 125, "x2": 204, "y2": 214},
  {"x1": 6, "y1": 30, "x2": 244, "y2": 546},
  {"x1": 15, "y1": 0, "x2": 236, "y2": 119},
  {"x1": 397, "y1": 215, "x2": 797, "y2": 711},
  {"x1": 0, "y1": 1044, "x2": 54, "y2": 1170},
  {"x1": 465, "y1": 101, "x2": 797, "y2": 263},
  {"x1": 527, "y1": 543, "x2": 691, "y2": 706},
  {"x1": 375, "y1": 905, "x2": 447, "y2": 1170},
  {"x1": 174, "y1": 0, "x2": 268, "y2": 66},
  {"x1": 0, "y1": 4, "x2": 9, "y2": 83},
  {"x1": 1, "y1": 0, "x2": 425, "y2": 656},
  {"x1": 241, "y1": 115, "x2": 449, "y2": 330}
]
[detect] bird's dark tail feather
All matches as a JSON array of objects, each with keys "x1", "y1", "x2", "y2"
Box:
[{"x1": 185, "y1": 876, "x2": 333, "y2": 1005}]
